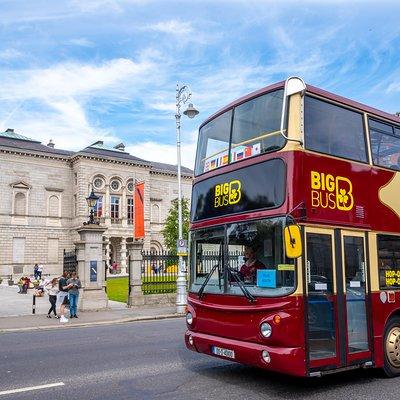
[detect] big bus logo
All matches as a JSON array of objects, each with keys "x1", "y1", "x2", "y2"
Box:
[
  {"x1": 214, "y1": 180, "x2": 242, "y2": 208},
  {"x1": 311, "y1": 171, "x2": 354, "y2": 211}
]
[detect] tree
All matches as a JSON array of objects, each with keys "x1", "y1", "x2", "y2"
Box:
[{"x1": 162, "y1": 198, "x2": 190, "y2": 254}]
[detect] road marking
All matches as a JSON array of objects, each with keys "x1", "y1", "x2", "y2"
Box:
[{"x1": 0, "y1": 382, "x2": 65, "y2": 396}]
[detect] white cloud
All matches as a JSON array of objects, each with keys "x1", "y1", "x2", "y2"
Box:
[
  {"x1": 0, "y1": 57, "x2": 161, "y2": 149},
  {"x1": 0, "y1": 58, "x2": 155, "y2": 101},
  {"x1": 145, "y1": 20, "x2": 193, "y2": 35},
  {"x1": 0, "y1": 48, "x2": 24, "y2": 60},
  {"x1": 68, "y1": 38, "x2": 95, "y2": 47},
  {"x1": 126, "y1": 131, "x2": 198, "y2": 169}
]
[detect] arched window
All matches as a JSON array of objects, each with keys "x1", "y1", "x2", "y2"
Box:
[
  {"x1": 151, "y1": 204, "x2": 160, "y2": 223},
  {"x1": 14, "y1": 192, "x2": 26, "y2": 215},
  {"x1": 48, "y1": 195, "x2": 59, "y2": 217}
]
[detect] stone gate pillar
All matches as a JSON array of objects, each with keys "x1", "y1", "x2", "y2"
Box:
[
  {"x1": 127, "y1": 240, "x2": 145, "y2": 307},
  {"x1": 75, "y1": 225, "x2": 108, "y2": 311}
]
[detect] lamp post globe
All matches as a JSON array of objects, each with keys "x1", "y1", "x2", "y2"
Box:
[
  {"x1": 183, "y1": 103, "x2": 199, "y2": 119},
  {"x1": 175, "y1": 84, "x2": 199, "y2": 314}
]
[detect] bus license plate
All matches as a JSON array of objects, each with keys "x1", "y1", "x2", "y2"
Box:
[{"x1": 212, "y1": 346, "x2": 235, "y2": 359}]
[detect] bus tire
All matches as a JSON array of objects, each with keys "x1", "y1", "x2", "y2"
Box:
[{"x1": 383, "y1": 317, "x2": 400, "y2": 377}]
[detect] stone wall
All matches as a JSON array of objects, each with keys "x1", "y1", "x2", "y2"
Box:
[{"x1": 0, "y1": 152, "x2": 74, "y2": 277}]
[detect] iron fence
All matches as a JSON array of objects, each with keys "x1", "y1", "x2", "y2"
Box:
[
  {"x1": 195, "y1": 250, "x2": 243, "y2": 277},
  {"x1": 63, "y1": 249, "x2": 77, "y2": 275},
  {"x1": 141, "y1": 250, "x2": 187, "y2": 295}
]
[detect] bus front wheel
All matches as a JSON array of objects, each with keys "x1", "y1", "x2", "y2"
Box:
[{"x1": 384, "y1": 317, "x2": 400, "y2": 377}]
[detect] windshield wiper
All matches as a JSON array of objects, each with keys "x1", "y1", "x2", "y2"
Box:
[
  {"x1": 198, "y1": 263, "x2": 219, "y2": 299},
  {"x1": 226, "y1": 266, "x2": 256, "y2": 303},
  {"x1": 198, "y1": 243, "x2": 223, "y2": 299}
]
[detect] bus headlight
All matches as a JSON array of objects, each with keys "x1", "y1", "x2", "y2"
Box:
[
  {"x1": 186, "y1": 312, "x2": 193, "y2": 325},
  {"x1": 260, "y1": 322, "x2": 272, "y2": 338}
]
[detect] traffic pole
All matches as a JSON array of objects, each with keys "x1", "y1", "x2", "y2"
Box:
[{"x1": 32, "y1": 294, "x2": 36, "y2": 314}]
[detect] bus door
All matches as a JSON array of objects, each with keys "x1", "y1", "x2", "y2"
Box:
[
  {"x1": 340, "y1": 230, "x2": 371, "y2": 365},
  {"x1": 305, "y1": 227, "x2": 372, "y2": 372},
  {"x1": 305, "y1": 227, "x2": 339, "y2": 370}
]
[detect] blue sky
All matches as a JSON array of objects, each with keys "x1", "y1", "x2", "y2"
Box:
[{"x1": 1, "y1": 0, "x2": 400, "y2": 168}]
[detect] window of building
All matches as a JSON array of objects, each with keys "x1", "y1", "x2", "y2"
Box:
[
  {"x1": 127, "y1": 180, "x2": 134, "y2": 193},
  {"x1": 48, "y1": 195, "x2": 59, "y2": 217},
  {"x1": 14, "y1": 192, "x2": 26, "y2": 215},
  {"x1": 304, "y1": 96, "x2": 367, "y2": 163},
  {"x1": 127, "y1": 197, "x2": 134, "y2": 224},
  {"x1": 369, "y1": 118, "x2": 400, "y2": 170},
  {"x1": 93, "y1": 177, "x2": 104, "y2": 189},
  {"x1": 13, "y1": 237, "x2": 25, "y2": 263},
  {"x1": 378, "y1": 235, "x2": 400, "y2": 290},
  {"x1": 110, "y1": 179, "x2": 121, "y2": 191},
  {"x1": 74, "y1": 194, "x2": 77, "y2": 217},
  {"x1": 111, "y1": 196, "x2": 120, "y2": 220},
  {"x1": 94, "y1": 195, "x2": 103, "y2": 217},
  {"x1": 151, "y1": 203, "x2": 160, "y2": 223}
]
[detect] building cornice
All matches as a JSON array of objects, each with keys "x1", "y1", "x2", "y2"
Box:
[
  {"x1": 71, "y1": 153, "x2": 152, "y2": 170},
  {"x1": 0, "y1": 147, "x2": 71, "y2": 162},
  {"x1": 149, "y1": 170, "x2": 193, "y2": 179},
  {"x1": 0, "y1": 146, "x2": 193, "y2": 179}
]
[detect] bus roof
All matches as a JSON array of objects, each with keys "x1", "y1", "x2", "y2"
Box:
[{"x1": 200, "y1": 80, "x2": 400, "y2": 129}]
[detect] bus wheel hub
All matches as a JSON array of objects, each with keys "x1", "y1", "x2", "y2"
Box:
[{"x1": 386, "y1": 327, "x2": 400, "y2": 367}]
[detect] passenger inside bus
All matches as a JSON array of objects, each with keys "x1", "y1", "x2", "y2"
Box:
[{"x1": 238, "y1": 245, "x2": 266, "y2": 284}]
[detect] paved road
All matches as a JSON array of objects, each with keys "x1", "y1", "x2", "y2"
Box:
[{"x1": 0, "y1": 319, "x2": 399, "y2": 400}]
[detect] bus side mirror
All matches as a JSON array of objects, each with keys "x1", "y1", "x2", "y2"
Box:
[{"x1": 284, "y1": 225, "x2": 302, "y2": 259}]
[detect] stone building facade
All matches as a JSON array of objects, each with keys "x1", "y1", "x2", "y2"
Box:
[{"x1": 0, "y1": 129, "x2": 192, "y2": 278}]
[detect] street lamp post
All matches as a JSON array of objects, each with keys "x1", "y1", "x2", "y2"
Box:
[
  {"x1": 84, "y1": 188, "x2": 100, "y2": 225},
  {"x1": 175, "y1": 84, "x2": 199, "y2": 314}
]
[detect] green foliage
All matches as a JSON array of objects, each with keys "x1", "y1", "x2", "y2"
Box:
[{"x1": 162, "y1": 198, "x2": 190, "y2": 254}]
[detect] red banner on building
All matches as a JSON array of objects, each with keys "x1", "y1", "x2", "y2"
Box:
[{"x1": 134, "y1": 181, "x2": 145, "y2": 239}]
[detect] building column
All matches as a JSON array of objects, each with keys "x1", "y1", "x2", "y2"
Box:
[
  {"x1": 120, "y1": 237, "x2": 127, "y2": 275},
  {"x1": 121, "y1": 185, "x2": 127, "y2": 227},
  {"x1": 128, "y1": 241, "x2": 145, "y2": 307},
  {"x1": 104, "y1": 236, "x2": 110, "y2": 275},
  {"x1": 75, "y1": 225, "x2": 108, "y2": 311},
  {"x1": 105, "y1": 184, "x2": 110, "y2": 226}
]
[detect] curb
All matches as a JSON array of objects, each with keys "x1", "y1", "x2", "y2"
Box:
[{"x1": 0, "y1": 313, "x2": 184, "y2": 333}]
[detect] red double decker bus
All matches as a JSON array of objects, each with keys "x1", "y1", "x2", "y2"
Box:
[{"x1": 185, "y1": 77, "x2": 400, "y2": 377}]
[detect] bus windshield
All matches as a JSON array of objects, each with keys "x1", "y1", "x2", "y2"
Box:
[
  {"x1": 190, "y1": 217, "x2": 296, "y2": 297},
  {"x1": 194, "y1": 89, "x2": 285, "y2": 176}
]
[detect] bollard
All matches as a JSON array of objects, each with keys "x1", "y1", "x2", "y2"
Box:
[{"x1": 32, "y1": 294, "x2": 36, "y2": 314}]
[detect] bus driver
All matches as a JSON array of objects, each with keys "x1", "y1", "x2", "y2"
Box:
[{"x1": 239, "y1": 245, "x2": 266, "y2": 283}]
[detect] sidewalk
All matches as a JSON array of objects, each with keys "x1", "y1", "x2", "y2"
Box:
[{"x1": 0, "y1": 284, "x2": 183, "y2": 333}]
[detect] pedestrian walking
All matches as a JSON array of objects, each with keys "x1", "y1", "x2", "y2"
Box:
[
  {"x1": 112, "y1": 261, "x2": 118, "y2": 274},
  {"x1": 33, "y1": 264, "x2": 39, "y2": 280},
  {"x1": 57, "y1": 271, "x2": 70, "y2": 323},
  {"x1": 45, "y1": 278, "x2": 59, "y2": 318},
  {"x1": 67, "y1": 272, "x2": 82, "y2": 318},
  {"x1": 37, "y1": 264, "x2": 43, "y2": 279}
]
